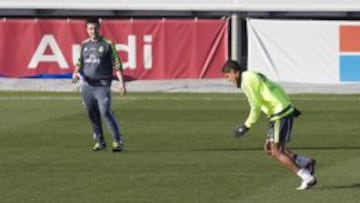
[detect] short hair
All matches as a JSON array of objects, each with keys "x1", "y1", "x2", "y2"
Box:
[
  {"x1": 85, "y1": 17, "x2": 100, "y2": 27},
  {"x1": 221, "y1": 60, "x2": 246, "y2": 73}
]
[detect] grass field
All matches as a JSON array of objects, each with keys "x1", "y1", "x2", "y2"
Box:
[{"x1": 0, "y1": 91, "x2": 360, "y2": 203}]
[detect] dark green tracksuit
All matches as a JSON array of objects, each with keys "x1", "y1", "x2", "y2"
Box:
[{"x1": 77, "y1": 37, "x2": 124, "y2": 144}]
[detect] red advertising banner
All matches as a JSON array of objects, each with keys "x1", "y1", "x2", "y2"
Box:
[{"x1": 0, "y1": 18, "x2": 228, "y2": 79}]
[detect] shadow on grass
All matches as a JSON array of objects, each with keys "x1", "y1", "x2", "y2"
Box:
[
  {"x1": 190, "y1": 147, "x2": 262, "y2": 152},
  {"x1": 290, "y1": 146, "x2": 360, "y2": 151},
  {"x1": 316, "y1": 183, "x2": 360, "y2": 190},
  {"x1": 191, "y1": 146, "x2": 360, "y2": 152},
  {"x1": 129, "y1": 146, "x2": 360, "y2": 153},
  {"x1": 129, "y1": 147, "x2": 263, "y2": 153}
]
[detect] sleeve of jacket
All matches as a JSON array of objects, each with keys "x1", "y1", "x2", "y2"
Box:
[
  {"x1": 242, "y1": 73, "x2": 263, "y2": 128},
  {"x1": 76, "y1": 43, "x2": 84, "y2": 70},
  {"x1": 109, "y1": 41, "x2": 123, "y2": 72}
]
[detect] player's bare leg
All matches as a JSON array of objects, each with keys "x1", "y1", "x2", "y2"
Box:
[
  {"x1": 269, "y1": 142, "x2": 300, "y2": 173},
  {"x1": 265, "y1": 140, "x2": 316, "y2": 175},
  {"x1": 285, "y1": 148, "x2": 316, "y2": 175},
  {"x1": 269, "y1": 142, "x2": 317, "y2": 190}
]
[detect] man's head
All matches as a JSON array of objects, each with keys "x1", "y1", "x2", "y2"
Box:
[
  {"x1": 221, "y1": 60, "x2": 246, "y2": 88},
  {"x1": 85, "y1": 18, "x2": 100, "y2": 41}
]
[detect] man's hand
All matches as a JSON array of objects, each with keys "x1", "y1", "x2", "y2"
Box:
[
  {"x1": 114, "y1": 70, "x2": 126, "y2": 96},
  {"x1": 72, "y1": 72, "x2": 80, "y2": 83},
  {"x1": 234, "y1": 123, "x2": 249, "y2": 138},
  {"x1": 118, "y1": 84, "x2": 127, "y2": 96}
]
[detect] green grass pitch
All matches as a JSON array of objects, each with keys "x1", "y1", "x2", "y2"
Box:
[{"x1": 0, "y1": 92, "x2": 360, "y2": 203}]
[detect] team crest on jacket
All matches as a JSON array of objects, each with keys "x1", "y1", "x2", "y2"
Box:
[{"x1": 98, "y1": 46, "x2": 104, "y2": 53}]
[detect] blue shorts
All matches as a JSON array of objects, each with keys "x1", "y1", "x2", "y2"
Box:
[{"x1": 267, "y1": 116, "x2": 294, "y2": 144}]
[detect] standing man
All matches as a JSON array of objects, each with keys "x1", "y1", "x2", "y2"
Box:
[
  {"x1": 73, "y1": 18, "x2": 126, "y2": 152},
  {"x1": 222, "y1": 60, "x2": 317, "y2": 190}
]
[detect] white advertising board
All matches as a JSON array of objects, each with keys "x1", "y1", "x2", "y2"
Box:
[{"x1": 247, "y1": 19, "x2": 360, "y2": 84}]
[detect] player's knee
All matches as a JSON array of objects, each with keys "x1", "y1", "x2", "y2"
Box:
[
  {"x1": 264, "y1": 148, "x2": 272, "y2": 156},
  {"x1": 269, "y1": 145, "x2": 283, "y2": 158}
]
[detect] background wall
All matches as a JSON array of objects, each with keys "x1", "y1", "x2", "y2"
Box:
[
  {"x1": 247, "y1": 19, "x2": 360, "y2": 84},
  {"x1": 1, "y1": 1, "x2": 360, "y2": 91},
  {"x1": 0, "y1": 18, "x2": 228, "y2": 80}
]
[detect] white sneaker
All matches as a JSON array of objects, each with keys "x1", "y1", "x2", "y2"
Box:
[{"x1": 296, "y1": 178, "x2": 317, "y2": 190}]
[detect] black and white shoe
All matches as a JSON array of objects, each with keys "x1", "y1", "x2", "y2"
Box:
[{"x1": 305, "y1": 159, "x2": 316, "y2": 175}]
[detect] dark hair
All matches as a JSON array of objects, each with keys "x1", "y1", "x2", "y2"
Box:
[
  {"x1": 85, "y1": 17, "x2": 100, "y2": 27},
  {"x1": 221, "y1": 60, "x2": 246, "y2": 73}
]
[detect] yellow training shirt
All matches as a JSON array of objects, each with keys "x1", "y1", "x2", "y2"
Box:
[{"x1": 241, "y1": 71, "x2": 294, "y2": 128}]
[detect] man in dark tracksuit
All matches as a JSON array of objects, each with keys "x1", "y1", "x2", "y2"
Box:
[{"x1": 73, "y1": 18, "x2": 126, "y2": 152}]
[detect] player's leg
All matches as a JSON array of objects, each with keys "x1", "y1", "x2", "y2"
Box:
[
  {"x1": 278, "y1": 117, "x2": 316, "y2": 174},
  {"x1": 285, "y1": 149, "x2": 316, "y2": 175},
  {"x1": 269, "y1": 142, "x2": 300, "y2": 174},
  {"x1": 95, "y1": 85, "x2": 125, "y2": 151},
  {"x1": 81, "y1": 84, "x2": 106, "y2": 150},
  {"x1": 264, "y1": 139, "x2": 315, "y2": 172},
  {"x1": 268, "y1": 117, "x2": 316, "y2": 190}
]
